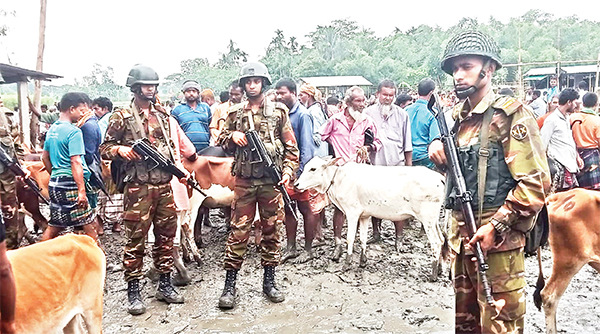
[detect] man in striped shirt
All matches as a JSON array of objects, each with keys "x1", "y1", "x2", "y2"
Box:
[{"x1": 171, "y1": 80, "x2": 212, "y2": 152}]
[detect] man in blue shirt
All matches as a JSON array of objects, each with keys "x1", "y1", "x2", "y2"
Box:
[
  {"x1": 405, "y1": 78, "x2": 440, "y2": 170},
  {"x1": 92, "y1": 96, "x2": 113, "y2": 141},
  {"x1": 41, "y1": 92, "x2": 97, "y2": 242},
  {"x1": 275, "y1": 78, "x2": 323, "y2": 263},
  {"x1": 92, "y1": 96, "x2": 123, "y2": 233},
  {"x1": 171, "y1": 80, "x2": 212, "y2": 152}
]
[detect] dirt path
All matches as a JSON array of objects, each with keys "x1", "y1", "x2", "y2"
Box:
[{"x1": 90, "y1": 208, "x2": 600, "y2": 334}]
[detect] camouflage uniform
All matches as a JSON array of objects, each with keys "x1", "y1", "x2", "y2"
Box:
[
  {"x1": 0, "y1": 107, "x2": 22, "y2": 249},
  {"x1": 447, "y1": 90, "x2": 550, "y2": 333},
  {"x1": 218, "y1": 99, "x2": 299, "y2": 270},
  {"x1": 100, "y1": 103, "x2": 177, "y2": 281}
]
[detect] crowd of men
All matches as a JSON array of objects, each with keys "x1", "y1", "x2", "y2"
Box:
[{"x1": 0, "y1": 27, "x2": 599, "y2": 333}]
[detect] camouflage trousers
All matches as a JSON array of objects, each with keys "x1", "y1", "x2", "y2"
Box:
[
  {"x1": 224, "y1": 179, "x2": 284, "y2": 270},
  {"x1": 0, "y1": 170, "x2": 19, "y2": 249},
  {"x1": 452, "y1": 247, "x2": 526, "y2": 334},
  {"x1": 123, "y1": 182, "x2": 177, "y2": 282}
]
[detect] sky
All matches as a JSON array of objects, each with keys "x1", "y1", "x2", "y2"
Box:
[{"x1": 1, "y1": 0, "x2": 597, "y2": 86}]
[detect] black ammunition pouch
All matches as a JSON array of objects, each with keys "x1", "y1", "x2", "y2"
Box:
[
  {"x1": 445, "y1": 141, "x2": 516, "y2": 212},
  {"x1": 111, "y1": 158, "x2": 126, "y2": 193},
  {"x1": 235, "y1": 139, "x2": 283, "y2": 179}
]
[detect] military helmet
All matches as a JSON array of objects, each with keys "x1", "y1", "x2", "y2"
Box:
[
  {"x1": 441, "y1": 30, "x2": 502, "y2": 74},
  {"x1": 239, "y1": 62, "x2": 272, "y2": 86},
  {"x1": 125, "y1": 64, "x2": 160, "y2": 87}
]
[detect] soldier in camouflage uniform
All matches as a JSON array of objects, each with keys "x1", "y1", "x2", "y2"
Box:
[
  {"x1": 0, "y1": 105, "x2": 24, "y2": 250},
  {"x1": 216, "y1": 62, "x2": 299, "y2": 309},
  {"x1": 100, "y1": 65, "x2": 194, "y2": 315},
  {"x1": 429, "y1": 31, "x2": 551, "y2": 333}
]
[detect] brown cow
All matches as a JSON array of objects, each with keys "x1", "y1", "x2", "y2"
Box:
[
  {"x1": 20, "y1": 161, "x2": 50, "y2": 230},
  {"x1": 533, "y1": 188, "x2": 600, "y2": 334},
  {"x1": 184, "y1": 155, "x2": 235, "y2": 191},
  {"x1": 8, "y1": 234, "x2": 105, "y2": 333},
  {"x1": 184, "y1": 156, "x2": 235, "y2": 246}
]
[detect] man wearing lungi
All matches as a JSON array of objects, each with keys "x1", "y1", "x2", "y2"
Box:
[{"x1": 41, "y1": 92, "x2": 98, "y2": 241}]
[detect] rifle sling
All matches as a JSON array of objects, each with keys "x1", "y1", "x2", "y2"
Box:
[
  {"x1": 129, "y1": 106, "x2": 146, "y2": 141},
  {"x1": 153, "y1": 109, "x2": 176, "y2": 163},
  {"x1": 477, "y1": 106, "x2": 495, "y2": 225}
]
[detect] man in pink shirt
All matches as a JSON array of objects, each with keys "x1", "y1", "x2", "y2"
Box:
[{"x1": 321, "y1": 86, "x2": 380, "y2": 260}]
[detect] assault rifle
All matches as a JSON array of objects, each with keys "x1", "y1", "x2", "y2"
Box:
[
  {"x1": 0, "y1": 145, "x2": 49, "y2": 205},
  {"x1": 132, "y1": 138, "x2": 206, "y2": 196},
  {"x1": 427, "y1": 94, "x2": 497, "y2": 309},
  {"x1": 245, "y1": 130, "x2": 298, "y2": 221}
]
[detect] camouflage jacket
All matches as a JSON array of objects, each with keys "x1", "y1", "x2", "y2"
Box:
[
  {"x1": 0, "y1": 107, "x2": 23, "y2": 174},
  {"x1": 217, "y1": 98, "x2": 299, "y2": 183},
  {"x1": 448, "y1": 90, "x2": 551, "y2": 254},
  {"x1": 99, "y1": 102, "x2": 174, "y2": 185}
]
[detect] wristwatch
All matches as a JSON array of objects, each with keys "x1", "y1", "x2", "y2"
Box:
[{"x1": 490, "y1": 218, "x2": 510, "y2": 235}]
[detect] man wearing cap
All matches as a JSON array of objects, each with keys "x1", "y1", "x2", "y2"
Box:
[
  {"x1": 299, "y1": 83, "x2": 329, "y2": 157},
  {"x1": 216, "y1": 62, "x2": 299, "y2": 309},
  {"x1": 172, "y1": 80, "x2": 212, "y2": 152},
  {"x1": 428, "y1": 31, "x2": 550, "y2": 333}
]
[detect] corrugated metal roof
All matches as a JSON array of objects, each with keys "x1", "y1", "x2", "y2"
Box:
[
  {"x1": 0, "y1": 63, "x2": 62, "y2": 84},
  {"x1": 524, "y1": 64, "x2": 600, "y2": 77},
  {"x1": 300, "y1": 76, "x2": 372, "y2": 87}
]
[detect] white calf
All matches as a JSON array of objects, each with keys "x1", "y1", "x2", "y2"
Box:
[{"x1": 295, "y1": 156, "x2": 447, "y2": 278}]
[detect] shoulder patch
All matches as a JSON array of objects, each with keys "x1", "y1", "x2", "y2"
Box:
[
  {"x1": 510, "y1": 123, "x2": 528, "y2": 140},
  {"x1": 493, "y1": 96, "x2": 523, "y2": 116}
]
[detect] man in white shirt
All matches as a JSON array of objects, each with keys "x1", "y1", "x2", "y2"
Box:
[
  {"x1": 540, "y1": 88, "x2": 582, "y2": 191},
  {"x1": 529, "y1": 90, "x2": 546, "y2": 118},
  {"x1": 364, "y1": 80, "x2": 412, "y2": 250}
]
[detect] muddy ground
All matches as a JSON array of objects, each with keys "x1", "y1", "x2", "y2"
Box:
[{"x1": 27, "y1": 206, "x2": 600, "y2": 334}]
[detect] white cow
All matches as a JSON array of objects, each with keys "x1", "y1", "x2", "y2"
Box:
[{"x1": 295, "y1": 156, "x2": 448, "y2": 279}]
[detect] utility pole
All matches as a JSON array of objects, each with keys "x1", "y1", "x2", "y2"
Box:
[
  {"x1": 32, "y1": 0, "x2": 47, "y2": 149},
  {"x1": 594, "y1": 52, "x2": 600, "y2": 92}
]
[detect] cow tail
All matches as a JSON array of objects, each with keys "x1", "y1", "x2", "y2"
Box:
[{"x1": 533, "y1": 247, "x2": 545, "y2": 311}]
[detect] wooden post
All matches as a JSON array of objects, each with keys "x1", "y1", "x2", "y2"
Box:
[
  {"x1": 17, "y1": 80, "x2": 30, "y2": 148},
  {"x1": 32, "y1": 0, "x2": 47, "y2": 148},
  {"x1": 594, "y1": 52, "x2": 600, "y2": 92}
]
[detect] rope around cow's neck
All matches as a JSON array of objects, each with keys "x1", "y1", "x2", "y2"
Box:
[{"x1": 324, "y1": 165, "x2": 340, "y2": 194}]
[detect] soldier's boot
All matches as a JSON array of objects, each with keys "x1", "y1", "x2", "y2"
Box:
[
  {"x1": 156, "y1": 273, "x2": 184, "y2": 304},
  {"x1": 218, "y1": 270, "x2": 238, "y2": 309},
  {"x1": 263, "y1": 266, "x2": 285, "y2": 303},
  {"x1": 127, "y1": 279, "x2": 146, "y2": 315}
]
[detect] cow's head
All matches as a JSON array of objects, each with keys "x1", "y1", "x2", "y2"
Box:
[{"x1": 295, "y1": 156, "x2": 340, "y2": 193}]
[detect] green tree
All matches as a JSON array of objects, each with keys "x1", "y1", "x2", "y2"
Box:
[{"x1": 216, "y1": 40, "x2": 248, "y2": 69}]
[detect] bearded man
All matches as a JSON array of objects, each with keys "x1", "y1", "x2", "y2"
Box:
[
  {"x1": 171, "y1": 80, "x2": 212, "y2": 152},
  {"x1": 363, "y1": 80, "x2": 412, "y2": 250},
  {"x1": 321, "y1": 86, "x2": 380, "y2": 260}
]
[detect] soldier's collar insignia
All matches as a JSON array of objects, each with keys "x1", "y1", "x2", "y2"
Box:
[{"x1": 511, "y1": 123, "x2": 528, "y2": 140}]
